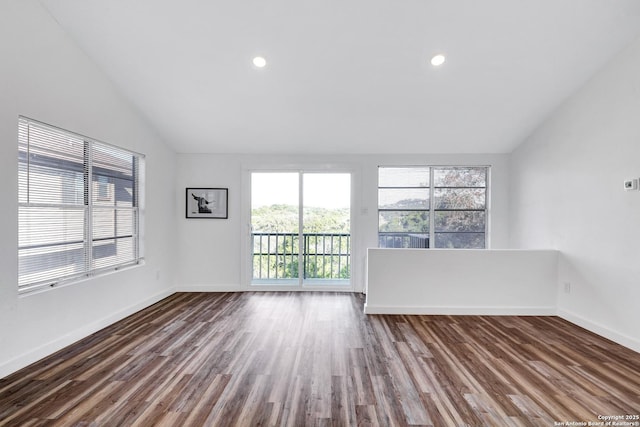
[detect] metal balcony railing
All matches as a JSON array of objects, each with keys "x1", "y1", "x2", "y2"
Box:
[
  {"x1": 252, "y1": 232, "x2": 350, "y2": 280},
  {"x1": 378, "y1": 232, "x2": 430, "y2": 249}
]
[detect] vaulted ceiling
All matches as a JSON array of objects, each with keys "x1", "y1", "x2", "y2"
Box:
[{"x1": 39, "y1": 0, "x2": 640, "y2": 154}]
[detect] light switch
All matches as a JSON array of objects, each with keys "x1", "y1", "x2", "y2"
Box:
[{"x1": 624, "y1": 178, "x2": 638, "y2": 191}]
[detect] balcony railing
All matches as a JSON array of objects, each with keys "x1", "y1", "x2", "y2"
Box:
[
  {"x1": 252, "y1": 232, "x2": 350, "y2": 281},
  {"x1": 378, "y1": 232, "x2": 430, "y2": 249}
]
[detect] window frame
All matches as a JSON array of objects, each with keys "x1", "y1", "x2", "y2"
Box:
[
  {"x1": 378, "y1": 165, "x2": 489, "y2": 249},
  {"x1": 18, "y1": 117, "x2": 145, "y2": 294}
]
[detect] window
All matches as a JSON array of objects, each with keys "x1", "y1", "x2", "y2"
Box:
[
  {"x1": 18, "y1": 117, "x2": 145, "y2": 293},
  {"x1": 378, "y1": 166, "x2": 488, "y2": 249}
]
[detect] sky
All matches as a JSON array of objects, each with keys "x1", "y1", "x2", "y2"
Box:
[{"x1": 251, "y1": 172, "x2": 350, "y2": 209}]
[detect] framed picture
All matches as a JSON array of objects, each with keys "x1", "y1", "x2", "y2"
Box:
[{"x1": 186, "y1": 188, "x2": 228, "y2": 219}]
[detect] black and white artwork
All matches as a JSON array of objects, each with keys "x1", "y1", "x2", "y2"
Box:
[{"x1": 186, "y1": 188, "x2": 228, "y2": 219}]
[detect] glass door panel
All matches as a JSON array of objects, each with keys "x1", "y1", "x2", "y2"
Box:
[
  {"x1": 251, "y1": 172, "x2": 299, "y2": 283},
  {"x1": 302, "y1": 173, "x2": 351, "y2": 284}
]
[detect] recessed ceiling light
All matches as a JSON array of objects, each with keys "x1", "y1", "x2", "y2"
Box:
[
  {"x1": 430, "y1": 54, "x2": 446, "y2": 66},
  {"x1": 252, "y1": 56, "x2": 267, "y2": 68}
]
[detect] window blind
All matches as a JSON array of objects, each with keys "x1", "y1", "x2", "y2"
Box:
[{"x1": 18, "y1": 117, "x2": 145, "y2": 293}]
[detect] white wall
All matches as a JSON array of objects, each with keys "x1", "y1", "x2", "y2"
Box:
[
  {"x1": 365, "y1": 249, "x2": 558, "y2": 315},
  {"x1": 509, "y1": 36, "x2": 640, "y2": 352},
  {"x1": 175, "y1": 153, "x2": 510, "y2": 292},
  {"x1": 0, "y1": 0, "x2": 177, "y2": 377}
]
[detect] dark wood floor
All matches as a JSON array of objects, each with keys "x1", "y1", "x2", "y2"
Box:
[{"x1": 1, "y1": 292, "x2": 639, "y2": 426}]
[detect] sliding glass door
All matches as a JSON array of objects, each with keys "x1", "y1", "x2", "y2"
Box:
[{"x1": 250, "y1": 171, "x2": 351, "y2": 287}]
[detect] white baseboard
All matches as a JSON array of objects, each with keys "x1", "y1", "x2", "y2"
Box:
[
  {"x1": 175, "y1": 284, "x2": 356, "y2": 293},
  {"x1": 176, "y1": 284, "x2": 243, "y2": 292},
  {"x1": 362, "y1": 305, "x2": 639, "y2": 353},
  {"x1": 363, "y1": 304, "x2": 557, "y2": 316},
  {"x1": 0, "y1": 289, "x2": 175, "y2": 379},
  {"x1": 558, "y1": 308, "x2": 640, "y2": 353},
  {"x1": 5, "y1": 293, "x2": 636, "y2": 380}
]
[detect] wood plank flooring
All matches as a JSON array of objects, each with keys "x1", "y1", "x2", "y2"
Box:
[{"x1": 1, "y1": 292, "x2": 639, "y2": 426}]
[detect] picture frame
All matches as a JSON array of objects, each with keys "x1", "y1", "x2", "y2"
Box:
[{"x1": 186, "y1": 188, "x2": 228, "y2": 219}]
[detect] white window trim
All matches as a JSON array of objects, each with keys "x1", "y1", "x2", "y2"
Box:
[
  {"x1": 18, "y1": 116, "x2": 145, "y2": 294},
  {"x1": 378, "y1": 165, "x2": 490, "y2": 249},
  {"x1": 240, "y1": 162, "x2": 361, "y2": 292}
]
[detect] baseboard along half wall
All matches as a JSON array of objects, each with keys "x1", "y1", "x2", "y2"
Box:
[{"x1": 363, "y1": 304, "x2": 557, "y2": 316}]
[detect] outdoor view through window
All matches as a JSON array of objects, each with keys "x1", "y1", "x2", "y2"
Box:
[{"x1": 378, "y1": 166, "x2": 488, "y2": 249}]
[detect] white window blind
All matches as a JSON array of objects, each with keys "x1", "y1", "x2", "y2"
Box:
[{"x1": 18, "y1": 117, "x2": 145, "y2": 293}]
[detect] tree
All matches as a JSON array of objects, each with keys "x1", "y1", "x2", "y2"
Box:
[{"x1": 251, "y1": 204, "x2": 351, "y2": 279}]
